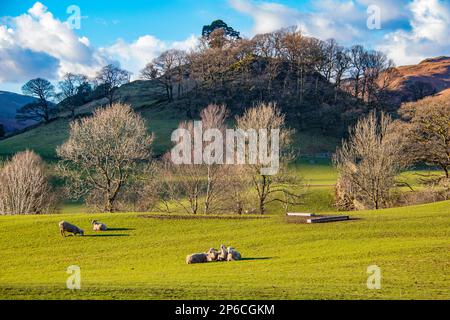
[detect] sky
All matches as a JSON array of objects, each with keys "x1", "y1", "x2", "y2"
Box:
[{"x1": 0, "y1": 0, "x2": 449, "y2": 94}]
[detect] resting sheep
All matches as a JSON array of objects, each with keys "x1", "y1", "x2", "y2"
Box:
[
  {"x1": 91, "y1": 220, "x2": 107, "y2": 231},
  {"x1": 186, "y1": 253, "x2": 208, "y2": 264},
  {"x1": 59, "y1": 221, "x2": 84, "y2": 237},
  {"x1": 217, "y1": 244, "x2": 228, "y2": 261},
  {"x1": 226, "y1": 247, "x2": 242, "y2": 261},
  {"x1": 206, "y1": 248, "x2": 219, "y2": 262}
]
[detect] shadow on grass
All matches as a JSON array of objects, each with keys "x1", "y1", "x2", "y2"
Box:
[
  {"x1": 240, "y1": 257, "x2": 273, "y2": 261},
  {"x1": 84, "y1": 234, "x2": 129, "y2": 237}
]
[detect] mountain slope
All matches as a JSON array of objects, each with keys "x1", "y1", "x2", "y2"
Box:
[
  {"x1": 0, "y1": 91, "x2": 36, "y2": 132},
  {"x1": 386, "y1": 56, "x2": 450, "y2": 104}
]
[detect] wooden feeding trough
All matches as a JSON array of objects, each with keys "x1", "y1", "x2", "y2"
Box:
[{"x1": 286, "y1": 212, "x2": 350, "y2": 224}]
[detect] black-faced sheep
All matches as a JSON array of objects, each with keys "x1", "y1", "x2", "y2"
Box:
[
  {"x1": 226, "y1": 246, "x2": 242, "y2": 261},
  {"x1": 91, "y1": 220, "x2": 107, "y2": 231},
  {"x1": 59, "y1": 221, "x2": 84, "y2": 237},
  {"x1": 186, "y1": 253, "x2": 208, "y2": 264}
]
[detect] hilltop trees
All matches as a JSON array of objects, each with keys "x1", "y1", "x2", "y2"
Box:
[
  {"x1": 57, "y1": 73, "x2": 91, "y2": 118},
  {"x1": 140, "y1": 50, "x2": 187, "y2": 102},
  {"x1": 17, "y1": 78, "x2": 55, "y2": 123},
  {"x1": 0, "y1": 150, "x2": 54, "y2": 215},
  {"x1": 333, "y1": 112, "x2": 407, "y2": 210},
  {"x1": 57, "y1": 103, "x2": 153, "y2": 212},
  {"x1": 136, "y1": 25, "x2": 394, "y2": 133},
  {"x1": 0, "y1": 123, "x2": 4, "y2": 138},
  {"x1": 202, "y1": 20, "x2": 241, "y2": 46},
  {"x1": 95, "y1": 64, "x2": 131, "y2": 107}
]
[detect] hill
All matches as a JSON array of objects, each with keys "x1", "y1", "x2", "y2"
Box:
[
  {"x1": 0, "y1": 200, "x2": 448, "y2": 299},
  {"x1": 1, "y1": 55, "x2": 449, "y2": 160},
  {"x1": 0, "y1": 77, "x2": 340, "y2": 160},
  {"x1": 0, "y1": 91, "x2": 36, "y2": 132}
]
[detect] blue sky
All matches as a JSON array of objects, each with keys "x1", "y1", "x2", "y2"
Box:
[{"x1": 1, "y1": 0, "x2": 449, "y2": 93}]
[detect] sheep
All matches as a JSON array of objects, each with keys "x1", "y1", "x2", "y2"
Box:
[
  {"x1": 186, "y1": 253, "x2": 208, "y2": 264},
  {"x1": 59, "y1": 221, "x2": 84, "y2": 237},
  {"x1": 226, "y1": 246, "x2": 242, "y2": 261},
  {"x1": 217, "y1": 244, "x2": 228, "y2": 261},
  {"x1": 206, "y1": 248, "x2": 219, "y2": 262},
  {"x1": 91, "y1": 220, "x2": 107, "y2": 231}
]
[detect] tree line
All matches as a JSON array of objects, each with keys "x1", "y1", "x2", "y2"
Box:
[
  {"x1": 140, "y1": 24, "x2": 397, "y2": 132},
  {"x1": 16, "y1": 64, "x2": 131, "y2": 124}
]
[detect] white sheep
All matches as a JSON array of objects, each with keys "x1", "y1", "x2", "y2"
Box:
[
  {"x1": 91, "y1": 220, "x2": 107, "y2": 231},
  {"x1": 227, "y1": 246, "x2": 242, "y2": 261},
  {"x1": 186, "y1": 253, "x2": 208, "y2": 264},
  {"x1": 59, "y1": 221, "x2": 84, "y2": 237},
  {"x1": 217, "y1": 244, "x2": 228, "y2": 261},
  {"x1": 206, "y1": 248, "x2": 219, "y2": 262}
]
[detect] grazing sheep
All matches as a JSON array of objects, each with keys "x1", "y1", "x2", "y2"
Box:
[
  {"x1": 206, "y1": 248, "x2": 219, "y2": 262},
  {"x1": 227, "y1": 247, "x2": 242, "y2": 261},
  {"x1": 59, "y1": 221, "x2": 84, "y2": 237},
  {"x1": 91, "y1": 220, "x2": 107, "y2": 231},
  {"x1": 217, "y1": 244, "x2": 228, "y2": 261},
  {"x1": 186, "y1": 253, "x2": 208, "y2": 264}
]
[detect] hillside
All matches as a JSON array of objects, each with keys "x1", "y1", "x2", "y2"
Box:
[
  {"x1": 386, "y1": 56, "x2": 450, "y2": 104},
  {"x1": 0, "y1": 91, "x2": 36, "y2": 132},
  {"x1": 0, "y1": 78, "x2": 340, "y2": 160},
  {"x1": 1, "y1": 56, "x2": 449, "y2": 160}
]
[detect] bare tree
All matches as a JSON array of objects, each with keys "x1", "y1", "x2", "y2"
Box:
[
  {"x1": 58, "y1": 73, "x2": 89, "y2": 118},
  {"x1": 221, "y1": 164, "x2": 253, "y2": 214},
  {"x1": 399, "y1": 95, "x2": 450, "y2": 178},
  {"x1": 140, "y1": 50, "x2": 186, "y2": 102},
  {"x1": 236, "y1": 102, "x2": 300, "y2": 214},
  {"x1": 333, "y1": 112, "x2": 407, "y2": 210},
  {"x1": 95, "y1": 64, "x2": 131, "y2": 107},
  {"x1": 57, "y1": 103, "x2": 153, "y2": 212},
  {"x1": 349, "y1": 45, "x2": 366, "y2": 99},
  {"x1": 17, "y1": 78, "x2": 55, "y2": 123},
  {"x1": 200, "y1": 104, "x2": 228, "y2": 214},
  {"x1": 165, "y1": 121, "x2": 205, "y2": 214},
  {"x1": 0, "y1": 150, "x2": 55, "y2": 215},
  {"x1": 332, "y1": 46, "x2": 351, "y2": 101}
]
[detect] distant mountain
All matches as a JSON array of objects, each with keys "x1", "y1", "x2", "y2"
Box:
[
  {"x1": 0, "y1": 91, "x2": 37, "y2": 132},
  {"x1": 386, "y1": 56, "x2": 450, "y2": 104}
]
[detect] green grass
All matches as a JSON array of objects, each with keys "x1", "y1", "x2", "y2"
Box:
[{"x1": 0, "y1": 201, "x2": 448, "y2": 300}]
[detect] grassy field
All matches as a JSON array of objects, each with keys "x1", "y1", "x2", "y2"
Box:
[
  {"x1": 0, "y1": 98, "x2": 448, "y2": 300},
  {"x1": 0, "y1": 200, "x2": 448, "y2": 300}
]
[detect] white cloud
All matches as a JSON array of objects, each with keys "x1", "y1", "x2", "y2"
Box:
[
  {"x1": 101, "y1": 34, "x2": 198, "y2": 79},
  {"x1": 230, "y1": 0, "x2": 450, "y2": 66},
  {"x1": 229, "y1": 0, "x2": 366, "y2": 43},
  {"x1": 378, "y1": 0, "x2": 450, "y2": 65},
  {"x1": 356, "y1": 0, "x2": 409, "y2": 22},
  {"x1": 0, "y1": 2, "x2": 198, "y2": 86},
  {"x1": 229, "y1": 0, "x2": 300, "y2": 34}
]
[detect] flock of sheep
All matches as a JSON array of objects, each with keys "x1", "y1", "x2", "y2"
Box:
[
  {"x1": 58, "y1": 220, "x2": 106, "y2": 237},
  {"x1": 59, "y1": 221, "x2": 242, "y2": 264},
  {"x1": 186, "y1": 245, "x2": 242, "y2": 264}
]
